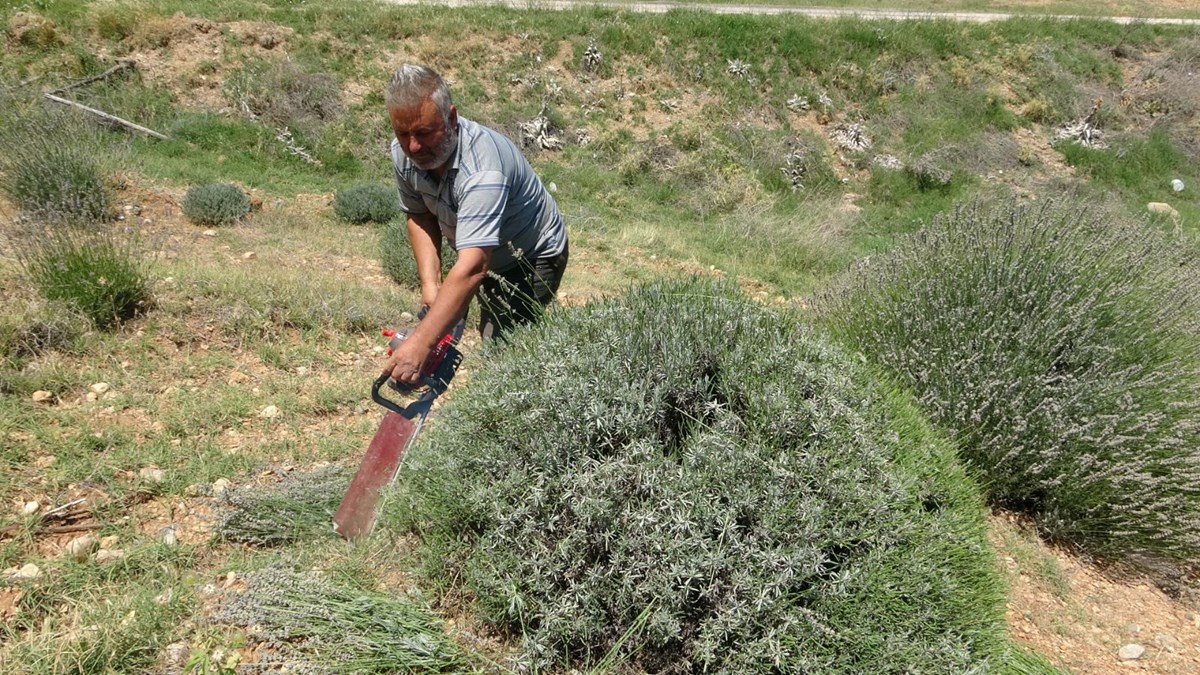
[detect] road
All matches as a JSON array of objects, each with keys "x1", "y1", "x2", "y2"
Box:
[{"x1": 378, "y1": 0, "x2": 1200, "y2": 25}]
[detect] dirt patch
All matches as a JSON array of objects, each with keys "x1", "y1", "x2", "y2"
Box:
[{"x1": 993, "y1": 511, "x2": 1200, "y2": 673}]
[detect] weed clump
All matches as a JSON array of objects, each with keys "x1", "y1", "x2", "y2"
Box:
[
  {"x1": 819, "y1": 201, "x2": 1200, "y2": 563},
  {"x1": 18, "y1": 226, "x2": 152, "y2": 330},
  {"x1": 333, "y1": 183, "x2": 400, "y2": 224},
  {"x1": 397, "y1": 279, "x2": 1012, "y2": 673},
  {"x1": 182, "y1": 182, "x2": 251, "y2": 226},
  {"x1": 0, "y1": 106, "x2": 111, "y2": 223},
  {"x1": 226, "y1": 60, "x2": 342, "y2": 130},
  {"x1": 379, "y1": 220, "x2": 454, "y2": 288}
]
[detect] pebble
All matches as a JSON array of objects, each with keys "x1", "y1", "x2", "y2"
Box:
[
  {"x1": 34, "y1": 455, "x2": 56, "y2": 468},
  {"x1": 95, "y1": 549, "x2": 125, "y2": 564},
  {"x1": 158, "y1": 526, "x2": 178, "y2": 547},
  {"x1": 31, "y1": 390, "x2": 53, "y2": 403},
  {"x1": 259, "y1": 404, "x2": 280, "y2": 418},
  {"x1": 399, "y1": 311, "x2": 414, "y2": 322},
  {"x1": 100, "y1": 535, "x2": 120, "y2": 549},
  {"x1": 242, "y1": 251, "x2": 256, "y2": 259},
  {"x1": 183, "y1": 483, "x2": 211, "y2": 497},
  {"x1": 15, "y1": 563, "x2": 41, "y2": 579},
  {"x1": 1123, "y1": 623, "x2": 1141, "y2": 635},
  {"x1": 1154, "y1": 633, "x2": 1184, "y2": 652},
  {"x1": 202, "y1": 229, "x2": 217, "y2": 237},
  {"x1": 1147, "y1": 202, "x2": 1180, "y2": 219},
  {"x1": 1118, "y1": 644, "x2": 1145, "y2": 661},
  {"x1": 295, "y1": 366, "x2": 309, "y2": 377},
  {"x1": 22, "y1": 501, "x2": 39, "y2": 515},
  {"x1": 212, "y1": 478, "x2": 232, "y2": 497},
  {"x1": 164, "y1": 642, "x2": 189, "y2": 665},
  {"x1": 139, "y1": 467, "x2": 166, "y2": 483},
  {"x1": 89, "y1": 382, "x2": 110, "y2": 395},
  {"x1": 65, "y1": 535, "x2": 98, "y2": 561}
]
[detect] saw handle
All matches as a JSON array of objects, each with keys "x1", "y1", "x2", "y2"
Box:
[{"x1": 372, "y1": 373, "x2": 412, "y2": 416}]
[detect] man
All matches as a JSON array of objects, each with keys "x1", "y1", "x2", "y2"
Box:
[{"x1": 382, "y1": 64, "x2": 569, "y2": 388}]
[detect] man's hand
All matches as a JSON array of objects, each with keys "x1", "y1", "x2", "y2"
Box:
[{"x1": 383, "y1": 337, "x2": 430, "y2": 387}]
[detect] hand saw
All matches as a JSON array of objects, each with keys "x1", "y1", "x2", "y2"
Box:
[{"x1": 332, "y1": 318, "x2": 463, "y2": 540}]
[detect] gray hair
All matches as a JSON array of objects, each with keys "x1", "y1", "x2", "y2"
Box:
[{"x1": 385, "y1": 64, "x2": 453, "y2": 122}]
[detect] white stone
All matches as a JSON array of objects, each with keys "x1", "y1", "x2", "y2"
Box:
[
  {"x1": 165, "y1": 642, "x2": 189, "y2": 665},
  {"x1": 15, "y1": 563, "x2": 40, "y2": 579},
  {"x1": 242, "y1": 251, "x2": 256, "y2": 259},
  {"x1": 95, "y1": 549, "x2": 125, "y2": 564},
  {"x1": 31, "y1": 390, "x2": 53, "y2": 403},
  {"x1": 1118, "y1": 644, "x2": 1145, "y2": 660},
  {"x1": 1172, "y1": 178, "x2": 1185, "y2": 192},
  {"x1": 1148, "y1": 202, "x2": 1180, "y2": 218},
  {"x1": 202, "y1": 229, "x2": 217, "y2": 237},
  {"x1": 259, "y1": 404, "x2": 280, "y2": 418},
  {"x1": 295, "y1": 366, "x2": 309, "y2": 377},
  {"x1": 65, "y1": 535, "x2": 99, "y2": 561},
  {"x1": 22, "y1": 501, "x2": 39, "y2": 515},
  {"x1": 212, "y1": 478, "x2": 232, "y2": 497},
  {"x1": 139, "y1": 467, "x2": 166, "y2": 483},
  {"x1": 89, "y1": 382, "x2": 110, "y2": 394}
]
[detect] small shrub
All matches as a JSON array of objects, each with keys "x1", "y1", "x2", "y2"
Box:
[
  {"x1": 19, "y1": 226, "x2": 153, "y2": 329},
  {"x1": 333, "y1": 183, "x2": 400, "y2": 224},
  {"x1": 906, "y1": 150, "x2": 954, "y2": 190},
  {"x1": 396, "y1": 279, "x2": 1014, "y2": 673},
  {"x1": 0, "y1": 315, "x2": 78, "y2": 359},
  {"x1": 379, "y1": 219, "x2": 455, "y2": 288},
  {"x1": 226, "y1": 60, "x2": 342, "y2": 130},
  {"x1": 819, "y1": 200, "x2": 1200, "y2": 563},
  {"x1": 0, "y1": 107, "x2": 111, "y2": 223},
  {"x1": 182, "y1": 183, "x2": 251, "y2": 226}
]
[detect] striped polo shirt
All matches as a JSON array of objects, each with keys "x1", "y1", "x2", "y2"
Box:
[{"x1": 391, "y1": 117, "x2": 567, "y2": 273}]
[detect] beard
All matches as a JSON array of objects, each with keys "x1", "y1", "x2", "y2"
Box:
[{"x1": 407, "y1": 126, "x2": 458, "y2": 171}]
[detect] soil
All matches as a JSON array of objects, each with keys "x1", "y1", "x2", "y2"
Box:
[{"x1": 992, "y1": 512, "x2": 1200, "y2": 673}]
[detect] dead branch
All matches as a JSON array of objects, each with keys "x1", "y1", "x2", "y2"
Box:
[
  {"x1": 47, "y1": 60, "x2": 136, "y2": 96},
  {"x1": 43, "y1": 92, "x2": 169, "y2": 140}
]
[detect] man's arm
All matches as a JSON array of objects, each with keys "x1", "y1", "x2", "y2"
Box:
[
  {"x1": 383, "y1": 246, "x2": 492, "y2": 386},
  {"x1": 406, "y1": 211, "x2": 444, "y2": 309}
]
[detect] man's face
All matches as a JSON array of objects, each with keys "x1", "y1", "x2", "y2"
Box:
[{"x1": 389, "y1": 99, "x2": 457, "y2": 172}]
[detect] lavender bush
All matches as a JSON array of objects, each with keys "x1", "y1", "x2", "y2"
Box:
[
  {"x1": 394, "y1": 280, "x2": 1019, "y2": 673},
  {"x1": 819, "y1": 201, "x2": 1200, "y2": 562}
]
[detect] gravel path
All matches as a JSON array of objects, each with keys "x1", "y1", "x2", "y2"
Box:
[{"x1": 378, "y1": 0, "x2": 1200, "y2": 25}]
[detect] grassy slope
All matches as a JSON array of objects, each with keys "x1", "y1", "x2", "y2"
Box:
[
  {"x1": 1, "y1": 0, "x2": 1197, "y2": 671},
  {"x1": 614, "y1": 0, "x2": 1200, "y2": 20}
]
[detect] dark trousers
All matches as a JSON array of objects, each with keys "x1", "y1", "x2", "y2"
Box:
[{"x1": 477, "y1": 245, "x2": 568, "y2": 342}]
